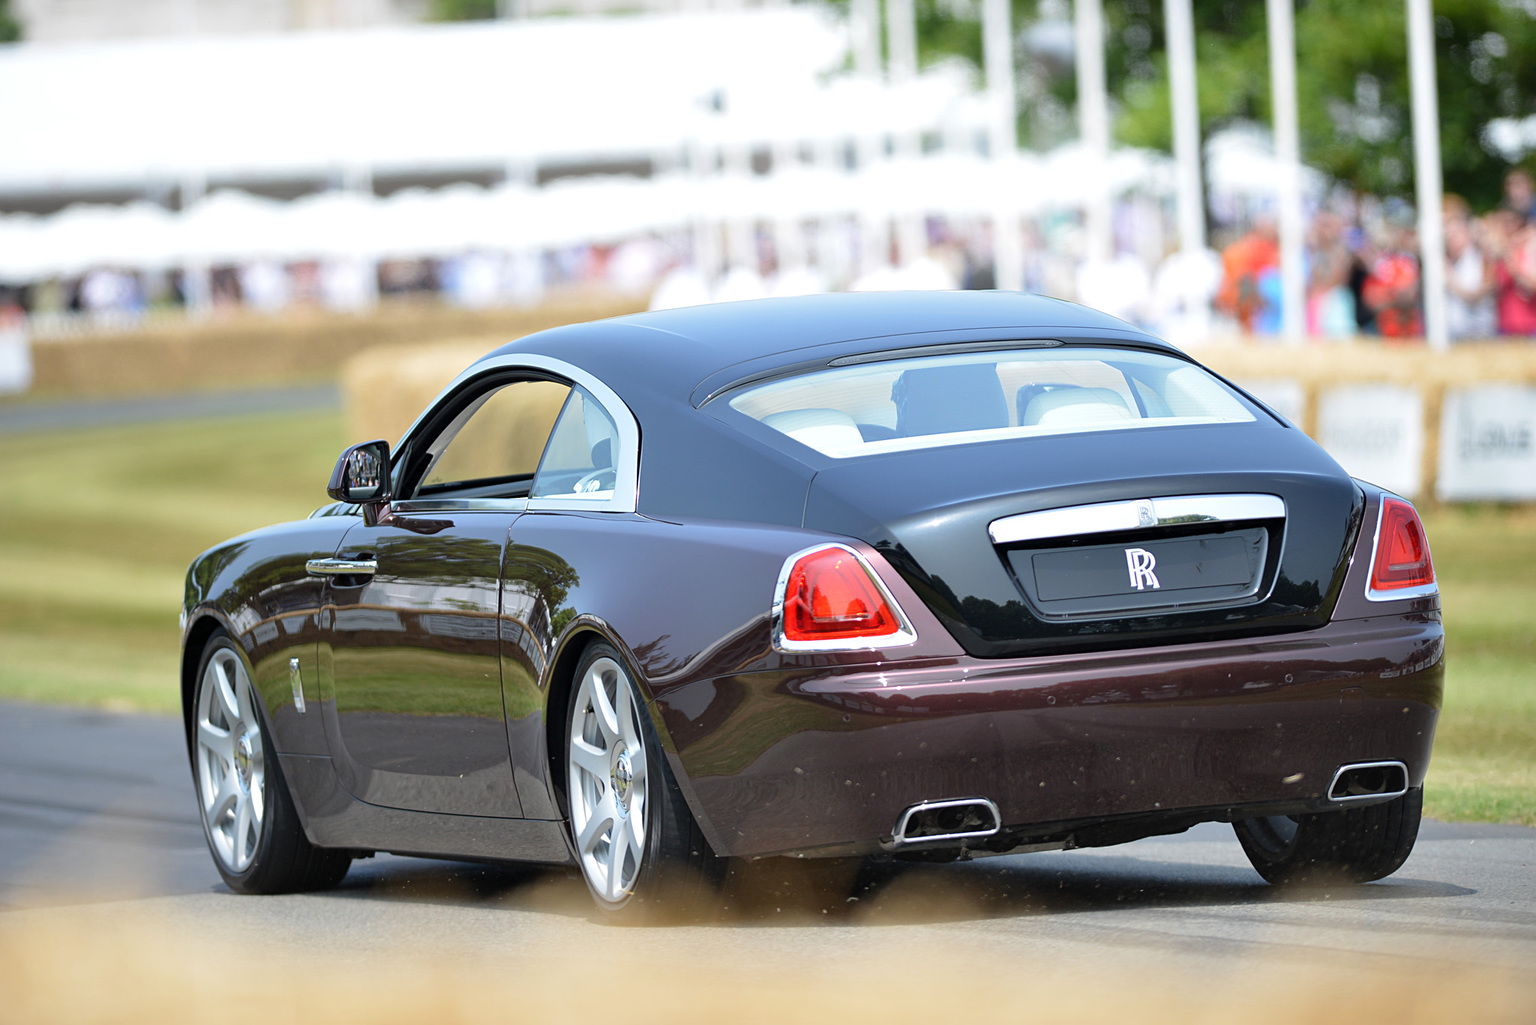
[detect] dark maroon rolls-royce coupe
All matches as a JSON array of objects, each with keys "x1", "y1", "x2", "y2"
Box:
[{"x1": 181, "y1": 291, "x2": 1442, "y2": 913}]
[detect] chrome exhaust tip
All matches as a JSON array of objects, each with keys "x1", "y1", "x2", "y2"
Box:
[
  {"x1": 893, "y1": 797, "x2": 1001, "y2": 845},
  {"x1": 1327, "y1": 761, "x2": 1409, "y2": 803}
]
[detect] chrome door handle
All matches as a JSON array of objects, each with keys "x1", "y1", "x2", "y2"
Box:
[{"x1": 305, "y1": 558, "x2": 377, "y2": 577}]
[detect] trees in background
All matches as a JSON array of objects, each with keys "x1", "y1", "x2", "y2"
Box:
[
  {"x1": 825, "y1": 0, "x2": 1536, "y2": 211},
  {"x1": 1, "y1": 0, "x2": 23, "y2": 44}
]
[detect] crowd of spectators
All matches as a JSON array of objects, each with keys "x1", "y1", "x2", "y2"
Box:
[
  {"x1": 4, "y1": 171, "x2": 1536, "y2": 345},
  {"x1": 1210, "y1": 168, "x2": 1536, "y2": 343}
]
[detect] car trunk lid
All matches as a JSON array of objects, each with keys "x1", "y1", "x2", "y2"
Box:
[{"x1": 802, "y1": 420, "x2": 1363, "y2": 658}]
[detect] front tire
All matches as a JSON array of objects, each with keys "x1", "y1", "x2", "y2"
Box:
[
  {"x1": 191, "y1": 632, "x2": 351, "y2": 894},
  {"x1": 564, "y1": 641, "x2": 722, "y2": 916},
  {"x1": 1233, "y1": 787, "x2": 1423, "y2": 885}
]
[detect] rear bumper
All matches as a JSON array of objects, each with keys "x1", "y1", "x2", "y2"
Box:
[{"x1": 657, "y1": 611, "x2": 1443, "y2": 859}]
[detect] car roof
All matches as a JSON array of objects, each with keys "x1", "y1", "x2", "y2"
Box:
[{"x1": 480, "y1": 291, "x2": 1177, "y2": 405}]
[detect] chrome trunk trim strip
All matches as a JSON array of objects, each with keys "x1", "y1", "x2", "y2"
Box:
[{"x1": 988, "y1": 493, "x2": 1286, "y2": 545}]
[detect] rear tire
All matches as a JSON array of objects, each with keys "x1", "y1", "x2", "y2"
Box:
[
  {"x1": 564, "y1": 640, "x2": 723, "y2": 917},
  {"x1": 191, "y1": 632, "x2": 352, "y2": 894},
  {"x1": 1234, "y1": 787, "x2": 1423, "y2": 885}
]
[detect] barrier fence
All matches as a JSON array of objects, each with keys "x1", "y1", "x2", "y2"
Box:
[
  {"x1": 1199, "y1": 343, "x2": 1536, "y2": 503},
  {"x1": 9, "y1": 305, "x2": 1534, "y2": 505}
]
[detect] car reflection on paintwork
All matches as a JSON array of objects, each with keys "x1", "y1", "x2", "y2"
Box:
[{"x1": 180, "y1": 291, "x2": 1442, "y2": 915}]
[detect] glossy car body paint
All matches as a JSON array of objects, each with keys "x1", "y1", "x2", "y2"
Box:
[{"x1": 181, "y1": 291, "x2": 1443, "y2": 867}]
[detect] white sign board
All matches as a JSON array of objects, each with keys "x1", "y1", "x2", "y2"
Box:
[
  {"x1": 0, "y1": 327, "x2": 31, "y2": 394},
  {"x1": 1235, "y1": 378, "x2": 1305, "y2": 427},
  {"x1": 1317, "y1": 384, "x2": 1423, "y2": 498},
  {"x1": 1437, "y1": 386, "x2": 1536, "y2": 501}
]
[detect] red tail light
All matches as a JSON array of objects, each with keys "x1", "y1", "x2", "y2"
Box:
[
  {"x1": 776, "y1": 544, "x2": 915, "y2": 650},
  {"x1": 1366, "y1": 496, "x2": 1436, "y2": 600}
]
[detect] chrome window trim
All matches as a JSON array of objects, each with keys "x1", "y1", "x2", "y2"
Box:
[
  {"x1": 1364, "y1": 495, "x2": 1439, "y2": 602},
  {"x1": 988, "y1": 493, "x2": 1286, "y2": 546},
  {"x1": 770, "y1": 542, "x2": 918, "y2": 653},
  {"x1": 392, "y1": 498, "x2": 529, "y2": 514},
  {"x1": 395, "y1": 354, "x2": 640, "y2": 515}
]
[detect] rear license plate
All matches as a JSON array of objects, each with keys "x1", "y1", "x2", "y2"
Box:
[{"x1": 1006, "y1": 527, "x2": 1268, "y2": 617}]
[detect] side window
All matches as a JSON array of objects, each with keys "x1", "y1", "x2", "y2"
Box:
[
  {"x1": 531, "y1": 386, "x2": 620, "y2": 499},
  {"x1": 415, "y1": 379, "x2": 572, "y2": 497}
]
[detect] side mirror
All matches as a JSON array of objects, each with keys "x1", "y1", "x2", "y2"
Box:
[{"x1": 328, "y1": 440, "x2": 392, "y2": 506}]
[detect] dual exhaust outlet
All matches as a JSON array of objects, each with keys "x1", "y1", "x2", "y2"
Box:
[
  {"x1": 893, "y1": 797, "x2": 1001, "y2": 846},
  {"x1": 1327, "y1": 760, "x2": 1409, "y2": 803},
  {"x1": 892, "y1": 760, "x2": 1408, "y2": 847}
]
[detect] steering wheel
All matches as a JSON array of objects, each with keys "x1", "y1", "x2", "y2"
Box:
[{"x1": 574, "y1": 467, "x2": 616, "y2": 494}]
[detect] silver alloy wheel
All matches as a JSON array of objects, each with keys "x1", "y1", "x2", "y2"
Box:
[
  {"x1": 567, "y1": 655, "x2": 648, "y2": 905},
  {"x1": 194, "y1": 646, "x2": 266, "y2": 874}
]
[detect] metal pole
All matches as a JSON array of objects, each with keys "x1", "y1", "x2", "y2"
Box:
[
  {"x1": 851, "y1": 0, "x2": 889, "y2": 276},
  {"x1": 723, "y1": 144, "x2": 756, "y2": 273},
  {"x1": 1266, "y1": 0, "x2": 1306, "y2": 342},
  {"x1": 1075, "y1": 0, "x2": 1111, "y2": 264},
  {"x1": 886, "y1": 0, "x2": 916, "y2": 82},
  {"x1": 851, "y1": 0, "x2": 881, "y2": 80},
  {"x1": 1164, "y1": 0, "x2": 1206, "y2": 257},
  {"x1": 180, "y1": 172, "x2": 211, "y2": 319},
  {"x1": 772, "y1": 138, "x2": 806, "y2": 273},
  {"x1": 690, "y1": 137, "x2": 721, "y2": 287},
  {"x1": 984, "y1": 0, "x2": 1023, "y2": 290},
  {"x1": 887, "y1": 0, "x2": 925, "y2": 266},
  {"x1": 1408, "y1": 0, "x2": 1448, "y2": 350}
]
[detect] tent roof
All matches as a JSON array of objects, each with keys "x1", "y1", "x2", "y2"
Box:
[{"x1": 0, "y1": 10, "x2": 852, "y2": 191}]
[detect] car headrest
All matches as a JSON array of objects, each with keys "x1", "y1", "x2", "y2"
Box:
[
  {"x1": 1021, "y1": 387, "x2": 1135, "y2": 428},
  {"x1": 892, "y1": 364, "x2": 1009, "y2": 437},
  {"x1": 762, "y1": 408, "x2": 864, "y2": 453}
]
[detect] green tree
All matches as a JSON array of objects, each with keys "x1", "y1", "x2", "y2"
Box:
[
  {"x1": 429, "y1": 0, "x2": 498, "y2": 21},
  {"x1": 1110, "y1": 0, "x2": 1536, "y2": 210},
  {"x1": 828, "y1": 0, "x2": 1536, "y2": 209},
  {"x1": 0, "y1": 0, "x2": 23, "y2": 44}
]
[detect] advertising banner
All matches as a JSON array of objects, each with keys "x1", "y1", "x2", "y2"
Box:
[
  {"x1": 1437, "y1": 386, "x2": 1536, "y2": 501},
  {"x1": 1317, "y1": 384, "x2": 1423, "y2": 498},
  {"x1": 1235, "y1": 378, "x2": 1305, "y2": 427}
]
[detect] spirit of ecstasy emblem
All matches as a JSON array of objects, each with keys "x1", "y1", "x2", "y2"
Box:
[{"x1": 1125, "y1": 547, "x2": 1161, "y2": 590}]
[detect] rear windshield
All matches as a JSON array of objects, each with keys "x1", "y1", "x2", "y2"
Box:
[{"x1": 726, "y1": 347, "x2": 1257, "y2": 458}]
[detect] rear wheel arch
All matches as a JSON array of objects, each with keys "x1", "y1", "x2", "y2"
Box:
[
  {"x1": 541, "y1": 622, "x2": 676, "y2": 818},
  {"x1": 181, "y1": 613, "x2": 228, "y2": 754}
]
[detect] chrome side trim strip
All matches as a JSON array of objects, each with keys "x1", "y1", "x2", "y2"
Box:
[
  {"x1": 305, "y1": 558, "x2": 378, "y2": 577},
  {"x1": 988, "y1": 493, "x2": 1286, "y2": 545},
  {"x1": 288, "y1": 657, "x2": 306, "y2": 715},
  {"x1": 892, "y1": 797, "x2": 1002, "y2": 845},
  {"x1": 392, "y1": 498, "x2": 528, "y2": 513}
]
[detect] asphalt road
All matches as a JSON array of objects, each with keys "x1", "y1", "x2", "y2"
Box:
[
  {"x1": 2, "y1": 699, "x2": 1533, "y2": 979},
  {"x1": 0, "y1": 383, "x2": 340, "y2": 435}
]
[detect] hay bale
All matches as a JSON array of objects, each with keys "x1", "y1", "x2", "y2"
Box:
[
  {"x1": 24, "y1": 296, "x2": 644, "y2": 398},
  {"x1": 341, "y1": 339, "x2": 497, "y2": 446}
]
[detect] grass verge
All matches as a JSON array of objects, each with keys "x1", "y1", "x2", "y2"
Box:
[
  {"x1": 0, "y1": 411, "x2": 1530, "y2": 824},
  {"x1": 0, "y1": 407, "x2": 346, "y2": 713}
]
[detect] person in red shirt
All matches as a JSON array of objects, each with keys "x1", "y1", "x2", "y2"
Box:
[
  {"x1": 1361, "y1": 226, "x2": 1423, "y2": 340},
  {"x1": 1216, "y1": 218, "x2": 1280, "y2": 334},
  {"x1": 1490, "y1": 210, "x2": 1536, "y2": 337}
]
